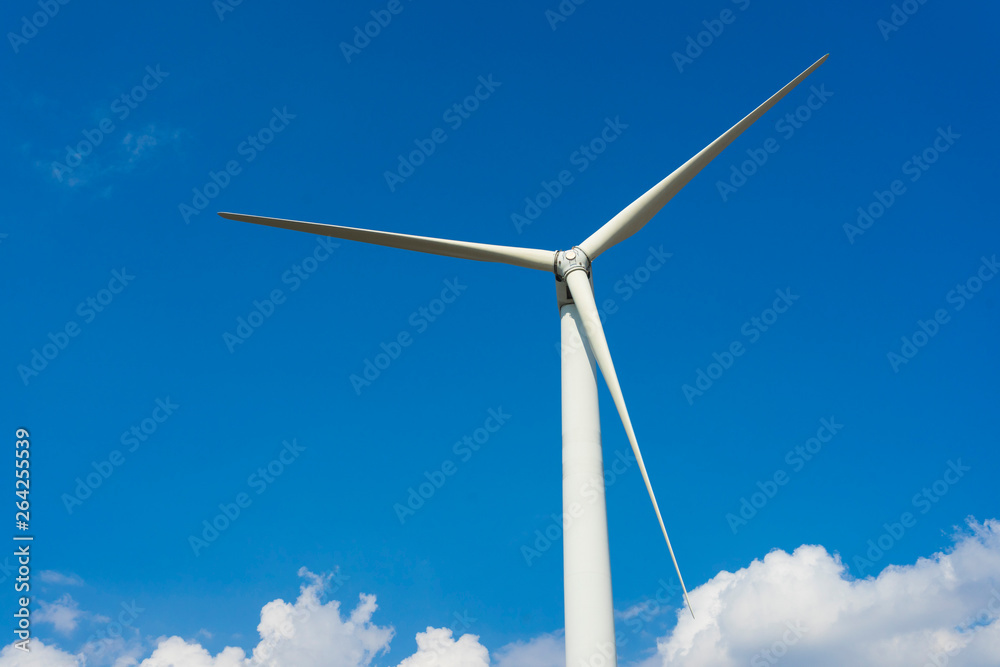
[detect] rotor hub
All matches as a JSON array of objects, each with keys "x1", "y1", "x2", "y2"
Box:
[{"x1": 554, "y1": 247, "x2": 591, "y2": 280}]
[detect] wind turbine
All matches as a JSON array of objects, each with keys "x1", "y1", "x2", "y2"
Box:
[{"x1": 219, "y1": 54, "x2": 827, "y2": 667}]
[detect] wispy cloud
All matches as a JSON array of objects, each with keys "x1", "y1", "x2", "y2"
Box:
[
  {"x1": 35, "y1": 595, "x2": 86, "y2": 635},
  {"x1": 38, "y1": 571, "x2": 85, "y2": 587},
  {"x1": 38, "y1": 123, "x2": 181, "y2": 191}
]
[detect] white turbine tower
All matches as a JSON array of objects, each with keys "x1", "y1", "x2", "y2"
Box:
[{"x1": 220, "y1": 55, "x2": 827, "y2": 666}]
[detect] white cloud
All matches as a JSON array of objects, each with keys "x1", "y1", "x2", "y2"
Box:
[
  {"x1": 38, "y1": 571, "x2": 84, "y2": 587},
  {"x1": 6, "y1": 520, "x2": 1000, "y2": 667},
  {"x1": 395, "y1": 627, "x2": 490, "y2": 667},
  {"x1": 35, "y1": 595, "x2": 85, "y2": 635},
  {"x1": 138, "y1": 637, "x2": 247, "y2": 667},
  {"x1": 652, "y1": 517, "x2": 1000, "y2": 667},
  {"x1": 133, "y1": 569, "x2": 395, "y2": 667},
  {"x1": 246, "y1": 570, "x2": 394, "y2": 667},
  {"x1": 493, "y1": 632, "x2": 565, "y2": 667},
  {"x1": 0, "y1": 639, "x2": 80, "y2": 666}
]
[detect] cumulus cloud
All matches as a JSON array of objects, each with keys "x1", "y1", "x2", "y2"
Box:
[
  {"x1": 245, "y1": 570, "x2": 395, "y2": 667},
  {"x1": 0, "y1": 639, "x2": 80, "y2": 666},
  {"x1": 2, "y1": 567, "x2": 488, "y2": 667},
  {"x1": 651, "y1": 517, "x2": 1000, "y2": 667},
  {"x1": 7, "y1": 520, "x2": 1000, "y2": 667},
  {"x1": 138, "y1": 637, "x2": 248, "y2": 667},
  {"x1": 135, "y1": 569, "x2": 396, "y2": 667},
  {"x1": 395, "y1": 627, "x2": 490, "y2": 667}
]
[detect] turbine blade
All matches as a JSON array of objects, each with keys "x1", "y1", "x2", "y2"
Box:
[
  {"x1": 563, "y1": 269, "x2": 694, "y2": 618},
  {"x1": 218, "y1": 212, "x2": 556, "y2": 272},
  {"x1": 579, "y1": 54, "x2": 829, "y2": 260}
]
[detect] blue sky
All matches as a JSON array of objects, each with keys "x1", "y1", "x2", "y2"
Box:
[{"x1": 3, "y1": 0, "x2": 999, "y2": 665}]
